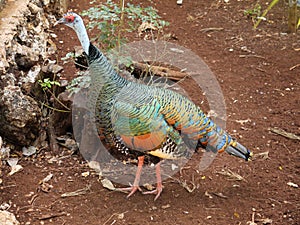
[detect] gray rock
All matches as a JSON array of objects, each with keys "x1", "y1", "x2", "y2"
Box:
[
  {"x1": 0, "y1": 85, "x2": 41, "y2": 146},
  {"x1": 42, "y1": 61, "x2": 63, "y2": 74}
]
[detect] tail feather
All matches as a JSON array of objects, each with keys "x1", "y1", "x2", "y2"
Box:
[
  {"x1": 224, "y1": 140, "x2": 252, "y2": 161},
  {"x1": 198, "y1": 121, "x2": 252, "y2": 161}
]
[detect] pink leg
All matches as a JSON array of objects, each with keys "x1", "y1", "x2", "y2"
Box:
[
  {"x1": 115, "y1": 156, "x2": 144, "y2": 198},
  {"x1": 143, "y1": 161, "x2": 163, "y2": 201}
]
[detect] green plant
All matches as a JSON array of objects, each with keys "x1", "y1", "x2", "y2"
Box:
[
  {"x1": 244, "y1": 1, "x2": 278, "y2": 28},
  {"x1": 38, "y1": 78, "x2": 70, "y2": 112},
  {"x1": 244, "y1": 3, "x2": 262, "y2": 21},
  {"x1": 253, "y1": 0, "x2": 280, "y2": 29},
  {"x1": 81, "y1": 0, "x2": 169, "y2": 50},
  {"x1": 38, "y1": 78, "x2": 60, "y2": 90},
  {"x1": 66, "y1": 1, "x2": 169, "y2": 94}
]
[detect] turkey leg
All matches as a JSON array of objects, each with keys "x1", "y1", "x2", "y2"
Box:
[
  {"x1": 115, "y1": 156, "x2": 144, "y2": 198},
  {"x1": 143, "y1": 160, "x2": 163, "y2": 201}
]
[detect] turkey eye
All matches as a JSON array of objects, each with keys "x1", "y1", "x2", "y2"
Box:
[{"x1": 67, "y1": 18, "x2": 72, "y2": 22}]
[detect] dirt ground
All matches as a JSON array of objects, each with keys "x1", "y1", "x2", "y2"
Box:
[{"x1": 1, "y1": 0, "x2": 300, "y2": 224}]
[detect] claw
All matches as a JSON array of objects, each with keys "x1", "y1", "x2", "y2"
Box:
[
  {"x1": 114, "y1": 156, "x2": 164, "y2": 200},
  {"x1": 115, "y1": 186, "x2": 142, "y2": 198},
  {"x1": 143, "y1": 184, "x2": 163, "y2": 201}
]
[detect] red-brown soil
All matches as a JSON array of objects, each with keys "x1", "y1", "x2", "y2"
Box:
[{"x1": 1, "y1": 0, "x2": 299, "y2": 224}]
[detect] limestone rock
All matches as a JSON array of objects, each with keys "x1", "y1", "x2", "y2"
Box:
[
  {"x1": 0, "y1": 210, "x2": 20, "y2": 225},
  {"x1": 28, "y1": 2, "x2": 43, "y2": 14},
  {"x1": 12, "y1": 43, "x2": 40, "y2": 70},
  {"x1": 0, "y1": 85, "x2": 41, "y2": 146}
]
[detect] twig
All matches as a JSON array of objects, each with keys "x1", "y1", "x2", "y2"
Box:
[
  {"x1": 246, "y1": 212, "x2": 257, "y2": 225},
  {"x1": 289, "y1": 64, "x2": 300, "y2": 70},
  {"x1": 200, "y1": 27, "x2": 224, "y2": 32},
  {"x1": 40, "y1": 102, "x2": 70, "y2": 113},
  {"x1": 61, "y1": 185, "x2": 91, "y2": 198},
  {"x1": 133, "y1": 62, "x2": 189, "y2": 81},
  {"x1": 251, "y1": 151, "x2": 269, "y2": 160},
  {"x1": 216, "y1": 169, "x2": 245, "y2": 181},
  {"x1": 29, "y1": 194, "x2": 39, "y2": 205},
  {"x1": 39, "y1": 212, "x2": 67, "y2": 220},
  {"x1": 46, "y1": 89, "x2": 71, "y2": 111},
  {"x1": 165, "y1": 174, "x2": 198, "y2": 193},
  {"x1": 239, "y1": 54, "x2": 265, "y2": 59},
  {"x1": 103, "y1": 211, "x2": 128, "y2": 225},
  {"x1": 0, "y1": 184, "x2": 17, "y2": 189},
  {"x1": 212, "y1": 192, "x2": 228, "y2": 199},
  {"x1": 269, "y1": 127, "x2": 300, "y2": 140}
]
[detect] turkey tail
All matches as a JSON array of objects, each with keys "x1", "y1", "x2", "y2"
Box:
[
  {"x1": 224, "y1": 140, "x2": 252, "y2": 161},
  {"x1": 197, "y1": 127, "x2": 252, "y2": 171},
  {"x1": 202, "y1": 124, "x2": 252, "y2": 161}
]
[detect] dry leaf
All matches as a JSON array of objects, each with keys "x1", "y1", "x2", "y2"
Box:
[
  {"x1": 138, "y1": 22, "x2": 157, "y2": 36},
  {"x1": 143, "y1": 183, "x2": 154, "y2": 191},
  {"x1": 42, "y1": 173, "x2": 53, "y2": 183},
  {"x1": 8, "y1": 165, "x2": 23, "y2": 176}
]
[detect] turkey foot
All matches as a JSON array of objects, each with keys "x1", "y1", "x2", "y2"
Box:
[
  {"x1": 143, "y1": 161, "x2": 163, "y2": 201},
  {"x1": 115, "y1": 156, "x2": 144, "y2": 198},
  {"x1": 115, "y1": 186, "x2": 142, "y2": 198}
]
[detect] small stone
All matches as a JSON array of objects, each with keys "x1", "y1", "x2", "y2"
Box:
[
  {"x1": 177, "y1": 0, "x2": 183, "y2": 5},
  {"x1": 50, "y1": 33, "x2": 57, "y2": 38},
  {"x1": 117, "y1": 213, "x2": 124, "y2": 219},
  {"x1": 22, "y1": 146, "x2": 37, "y2": 156},
  {"x1": 81, "y1": 171, "x2": 90, "y2": 177},
  {"x1": 161, "y1": 204, "x2": 170, "y2": 209},
  {"x1": 287, "y1": 182, "x2": 298, "y2": 188}
]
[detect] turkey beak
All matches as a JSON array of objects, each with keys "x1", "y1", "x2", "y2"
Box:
[{"x1": 54, "y1": 18, "x2": 67, "y2": 26}]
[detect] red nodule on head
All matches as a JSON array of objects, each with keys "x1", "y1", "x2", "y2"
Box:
[{"x1": 64, "y1": 13, "x2": 75, "y2": 23}]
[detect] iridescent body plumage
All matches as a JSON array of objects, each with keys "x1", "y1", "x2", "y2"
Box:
[
  {"x1": 89, "y1": 41, "x2": 241, "y2": 161},
  {"x1": 56, "y1": 12, "x2": 252, "y2": 200}
]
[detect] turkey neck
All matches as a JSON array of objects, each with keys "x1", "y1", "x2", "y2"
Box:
[
  {"x1": 74, "y1": 18, "x2": 128, "y2": 88},
  {"x1": 87, "y1": 44, "x2": 127, "y2": 89},
  {"x1": 74, "y1": 17, "x2": 90, "y2": 55}
]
